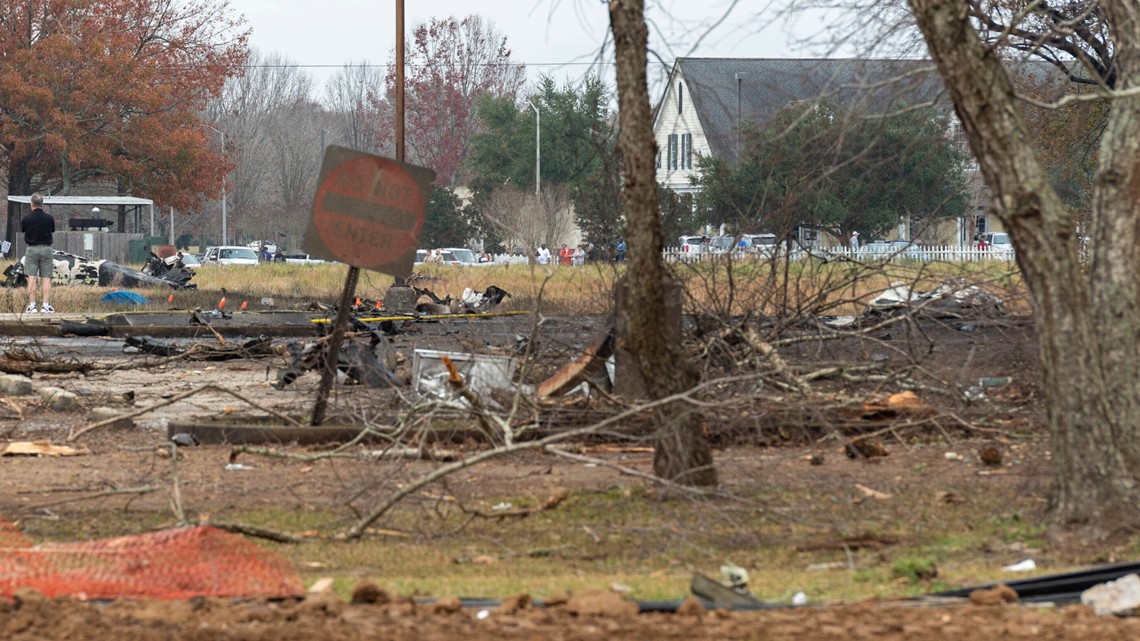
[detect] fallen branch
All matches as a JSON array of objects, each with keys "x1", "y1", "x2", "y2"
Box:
[
  {"x1": 21, "y1": 485, "x2": 160, "y2": 510},
  {"x1": 67, "y1": 383, "x2": 304, "y2": 441},
  {"x1": 230, "y1": 443, "x2": 458, "y2": 463},
  {"x1": 206, "y1": 521, "x2": 305, "y2": 544}
]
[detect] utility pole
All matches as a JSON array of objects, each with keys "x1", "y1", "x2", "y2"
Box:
[
  {"x1": 206, "y1": 124, "x2": 227, "y2": 245},
  {"x1": 526, "y1": 99, "x2": 540, "y2": 196}
]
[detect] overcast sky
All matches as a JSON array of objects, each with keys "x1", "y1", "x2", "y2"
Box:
[{"x1": 226, "y1": 0, "x2": 837, "y2": 91}]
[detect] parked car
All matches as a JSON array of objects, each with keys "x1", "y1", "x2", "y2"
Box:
[
  {"x1": 282, "y1": 253, "x2": 325, "y2": 265},
  {"x1": 439, "y1": 247, "x2": 480, "y2": 266},
  {"x1": 677, "y1": 235, "x2": 708, "y2": 254},
  {"x1": 246, "y1": 241, "x2": 278, "y2": 255},
  {"x1": 164, "y1": 252, "x2": 200, "y2": 272},
  {"x1": 977, "y1": 232, "x2": 1015, "y2": 258},
  {"x1": 863, "y1": 239, "x2": 915, "y2": 256},
  {"x1": 747, "y1": 233, "x2": 778, "y2": 248},
  {"x1": 705, "y1": 235, "x2": 740, "y2": 254},
  {"x1": 201, "y1": 246, "x2": 259, "y2": 266},
  {"x1": 746, "y1": 233, "x2": 783, "y2": 256}
]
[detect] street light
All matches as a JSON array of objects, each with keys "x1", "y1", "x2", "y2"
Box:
[
  {"x1": 205, "y1": 124, "x2": 228, "y2": 245},
  {"x1": 526, "y1": 99, "x2": 540, "y2": 196},
  {"x1": 735, "y1": 72, "x2": 747, "y2": 160}
]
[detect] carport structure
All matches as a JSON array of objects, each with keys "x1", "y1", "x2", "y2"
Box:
[
  {"x1": 7, "y1": 196, "x2": 156, "y2": 264},
  {"x1": 7, "y1": 195, "x2": 155, "y2": 233}
]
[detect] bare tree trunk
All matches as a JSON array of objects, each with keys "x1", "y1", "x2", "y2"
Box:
[
  {"x1": 907, "y1": 0, "x2": 1140, "y2": 537},
  {"x1": 609, "y1": 0, "x2": 716, "y2": 487}
]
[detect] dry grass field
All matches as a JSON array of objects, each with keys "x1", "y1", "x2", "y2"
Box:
[{"x1": 0, "y1": 255, "x2": 1030, "y2": 319}]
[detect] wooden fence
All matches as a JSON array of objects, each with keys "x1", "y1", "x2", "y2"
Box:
[{"x1": 9, "y1": 232, "x2": 146, "y2": 265}]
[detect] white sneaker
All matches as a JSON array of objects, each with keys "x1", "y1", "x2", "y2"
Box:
[
  {"x1": 40, "y1": 303, "x2": 54, "y2": 314},
  {"x1": 24, "y1": 303, "x2": 37, "y2": 314}
]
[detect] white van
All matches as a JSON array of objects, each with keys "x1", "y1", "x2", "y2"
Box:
[{"x1": 202, "y1": 246, "x2": 259, "y2": 266}]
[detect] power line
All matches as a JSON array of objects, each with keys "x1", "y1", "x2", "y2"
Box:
[{"x1": 239, "y1": 61, "x2": 616, "y2": 70}]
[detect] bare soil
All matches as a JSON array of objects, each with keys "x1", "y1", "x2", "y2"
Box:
[{"x1": 1, "y1": 310, "x2": 1136, "y2": 637}]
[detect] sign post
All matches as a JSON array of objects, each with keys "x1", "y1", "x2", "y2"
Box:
[
  {"x1": 304, "y1": 146, "x2": 434, "y2": 425},
  {"x1": 303, "y1": 146, "x2": 434, "y2": 274}
]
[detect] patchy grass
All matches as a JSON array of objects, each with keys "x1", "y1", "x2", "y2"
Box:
[{"x1": 0, "y1": 256, "x2": 1027, "y2": 319}]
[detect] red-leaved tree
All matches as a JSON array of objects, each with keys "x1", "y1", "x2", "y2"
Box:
[
  {"x1": 378, "y1": 15, "x2": 525, "y2": 186},
  {"x1": 0, "y1": 0, "x2": 249, "y2": 238}
]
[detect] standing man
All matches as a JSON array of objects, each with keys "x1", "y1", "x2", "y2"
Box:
[
  {"x1": 849, "y1": 230, "x2": 860, "y2": 253},
  {"x1": 21, "y1": 193, "x2": 55, "y2": 314}
]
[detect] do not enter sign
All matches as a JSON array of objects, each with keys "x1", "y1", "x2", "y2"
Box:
[{"x1": 304, "y1": 146, "x2": 435, "y2": 277}]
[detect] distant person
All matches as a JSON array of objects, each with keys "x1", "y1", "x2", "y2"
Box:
[
  {"x1": 21, "y1": 192, "x2": 55, "y2": 314},
  {"x1": 537, "y1": 244, "x2": 551, "y2": 265},
  {"x1": 273, "y1": 248, "x2": 287, "y2": 262},
  {"x1": 559, "y1": 243, "x2": 573, "y2": 265},
  {"x1": 572, "y1": 244, "x2": 585, "y2": 266},
  {"x1": 849, "y1": 230, "x2": 860, "y2": 252},
  {"x1": 615, "y1": 237, "x2": 627, "y2": 262}
]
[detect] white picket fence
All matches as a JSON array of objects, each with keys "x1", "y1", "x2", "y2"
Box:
[
  {"x1": 662, "y1": 245, "x2": 1015, "y2": 264},
  {"x1": 463, "y1": 246, "x2": 1015, "y2": 266}
]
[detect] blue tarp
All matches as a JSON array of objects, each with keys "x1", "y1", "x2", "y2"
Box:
[{"x1": 101, "y1": 290, "x2": 148, "y2": 306}]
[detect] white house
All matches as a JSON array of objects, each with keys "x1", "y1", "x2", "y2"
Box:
[{"x1": 651, "y1": 58, "x2": 999, "y2": 245}]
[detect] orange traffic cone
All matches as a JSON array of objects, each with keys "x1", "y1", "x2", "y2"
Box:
[
  {"x1": 217, "y1": 296, "x2": 226, "y2": 310},
  {"x1": 241, "y1": 300, "x2": 248, "y2": 311},
  {"x1": 355, "y1": 297, "x2": 362, "y2": 307},
  {"x1": 167, "y1": 294, "x2": 174, "y2": 303}
]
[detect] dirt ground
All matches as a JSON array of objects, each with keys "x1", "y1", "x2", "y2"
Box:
[{"x1": 2, "y1": 309, "x2": 1138, "y2": 637}]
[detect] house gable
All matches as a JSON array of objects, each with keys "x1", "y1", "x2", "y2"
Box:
[{"x1": 652, "y1": 64, "x2": 711, "y2": 194}]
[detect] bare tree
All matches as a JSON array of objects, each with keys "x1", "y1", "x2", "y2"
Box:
[
  {"x1": 324, "y1": 61, "x2": 391, "y2": 156},
  {"x1": 206, "y1": 50, "x2": 316, "y2": 244},
  {"x1": 609, "y1": 0, "x2": 716, "y2": 487},
  {"x1": 260, "y1": 99, "x2": 324, "y2": 245},
  {"x1": 483, "y1": 185, "x2": 576, "y2": 255},
  {"x1": 905, "y1": 0, "x2": 1140, "y2": 539}
]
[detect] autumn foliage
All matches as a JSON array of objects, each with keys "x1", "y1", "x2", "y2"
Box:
[
  {"x1": 379, "y1": 15, "x2": 525, "y2": 186},
  {"x1": 0, "y1": 0, "x2": 249, "y2": 235}
]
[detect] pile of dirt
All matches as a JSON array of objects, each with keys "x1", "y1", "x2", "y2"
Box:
[{"x1": 2, "y1": 589, "x2": 1138, "y2": 640}]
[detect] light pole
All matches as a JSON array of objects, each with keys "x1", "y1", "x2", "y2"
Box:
[
  {"x1": 735, "y1": 72, "x2": 746, "y2": 160},
  {"x1": 205, "y1": 124, "x2": 227, "y2": 245},
  {"x1": 526, "y1": 99, "x2": 540, "y2": 196}
]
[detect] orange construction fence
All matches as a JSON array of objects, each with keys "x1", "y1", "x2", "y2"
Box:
[{"x1": 0, "y1": 522, "x2": 304, "y2": 600}]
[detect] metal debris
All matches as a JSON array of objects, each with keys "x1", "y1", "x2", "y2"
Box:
[{"x1": 2, "y1": 251, "x2": 195, "y2": 289}]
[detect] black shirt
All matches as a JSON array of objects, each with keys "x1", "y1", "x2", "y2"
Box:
[{"x1": 21, "y1": 208, "x2": 54, "y2": 246}]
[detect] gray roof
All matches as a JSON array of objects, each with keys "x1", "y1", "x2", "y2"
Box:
[
  {"x1": 674, "y1": 58, "x2": 949, "y2": 164},
  {"x1": 7, "y1": 196, "x2": 153, "y2": 207}
]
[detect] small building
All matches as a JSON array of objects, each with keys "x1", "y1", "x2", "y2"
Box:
[{"x1": 7, "y1": 196, "x2": 158, "y2": 264}]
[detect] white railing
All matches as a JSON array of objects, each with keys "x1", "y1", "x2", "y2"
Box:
[{"x1": 661, "y1": 245, "x2": 1016, "y2": 264}]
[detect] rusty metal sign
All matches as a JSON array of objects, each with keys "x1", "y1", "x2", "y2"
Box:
[{"x1": 304, "y1": 145, "x2": 435, "y2": 277}]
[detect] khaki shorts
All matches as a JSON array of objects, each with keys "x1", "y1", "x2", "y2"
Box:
[{"x1": 24, "y1": 246, "x2": 54, "y2": 278}]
